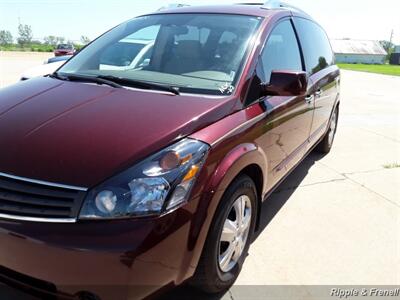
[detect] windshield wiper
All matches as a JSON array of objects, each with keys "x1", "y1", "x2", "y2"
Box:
[
  {"x1": 97, "y1": 75, "x2": 180, "y2": 95},
  {"x1": 47, "y1": 72, "x2": 68, "y2": 80},
  {"x1": 49, "y1": 72, "x2": 122, "y2": 89}
]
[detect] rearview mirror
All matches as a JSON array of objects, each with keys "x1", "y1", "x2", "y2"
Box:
[{"x1": 261, "y1": 70, "x2": 307, "y2": 96}]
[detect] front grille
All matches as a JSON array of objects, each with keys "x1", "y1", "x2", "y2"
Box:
[{"x1": 0, "y1": 173, "x2": 87, "y2": 221}]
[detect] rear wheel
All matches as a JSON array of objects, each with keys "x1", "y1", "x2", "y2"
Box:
[
  {"x1": 316, "y1": 107, "x2": 338, "y2": 154},
  {"x1": 191, "y1": 175, "x2": 257, "y2": 293}
]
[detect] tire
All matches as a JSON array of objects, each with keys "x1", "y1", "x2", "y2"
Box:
[
  {"x1": 191, "y1": 174, "x2": 258, "y2": 294},
  {"x1": 316, "y1": 106, "x2": 339, "y2": 154}
]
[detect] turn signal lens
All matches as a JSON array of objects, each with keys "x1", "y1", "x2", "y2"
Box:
[
  {"x1": 183, "y1": 165, "x2": 200, "y2": 182},
  {"x1": 167, "y1": 179, "x2": 194, "y2": 210},
  {"x1": 180, "y1": 154, "x2": 192, "y2": 164},
  {"x1": 167, "y1": 164, "x2": 201, "y2": 210}
]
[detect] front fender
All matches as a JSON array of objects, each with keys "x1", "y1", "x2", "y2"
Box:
[
  {"x1": 178, "y1": 103, "x2": 270, "y2": 283},
  {"x1": 179, "y1": 143, "x2": 268, "y2": 283},
  {"x1": 207, "y1": 143, "x2": 268, "y2": 194}
]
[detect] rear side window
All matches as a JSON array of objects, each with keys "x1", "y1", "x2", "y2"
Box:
[
  {"x1": 293, "y1": 18, "x2": 334, "y2": 75},
  {"x1": 260, "y1": 20, "x2": 302, "y2": 83}
]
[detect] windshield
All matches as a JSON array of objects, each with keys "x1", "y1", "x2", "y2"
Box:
[
  {"x1": 57, "y1": 44, "x2": 73, "y2": 50},
  {"x1": 58, "y1": 13, "x2": 262, "y2": 95}
]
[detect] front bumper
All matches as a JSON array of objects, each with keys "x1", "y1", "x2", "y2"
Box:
[
  {"x1": 0, "y1": 199, "x2": 200, "y2": 300},
  {"x1": 54, "y1": 51, "x2": 73, "y2": 56}
]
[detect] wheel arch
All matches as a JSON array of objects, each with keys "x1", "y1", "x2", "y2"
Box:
[
  {"x1": 207, "y1": 143, "x2": 268, "y2": 196},
  {"x1": 235, "y1": 164, "x2": 264, "y2": 232},
  {"x1": 183, "y1": 142, "x2": 268, "y2": 282}
]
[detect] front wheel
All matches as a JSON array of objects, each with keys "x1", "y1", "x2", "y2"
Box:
[
  {"x1": 316, "y1": 107, "x2": 339, "y2": 154},
  {"x1": 191, "y1": 175, "x2": 257, "y2": 294}
]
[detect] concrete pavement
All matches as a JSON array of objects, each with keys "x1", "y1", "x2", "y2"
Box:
[{"x1": 0, "y1": 51, "x2": 52, "y2": 87}]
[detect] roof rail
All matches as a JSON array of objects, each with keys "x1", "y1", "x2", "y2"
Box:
[
  {"x1": 158, "y1": 2, "x2": 310, "y2": 16},
  {"x1": 262, "y1": 0, "x2": 310, "y2": 15},
  {"x1": 157, "y1": 3, "x2": 190, "y2": 11},
  {"x1": 235, "y1": 2, "x2": 265, "y2": 5}
]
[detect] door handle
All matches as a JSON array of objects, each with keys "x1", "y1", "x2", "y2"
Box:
[
  {"x1": 305, "y1": 95, "x2": 314, "y2": 104},
  {"x1": 315, "y1": 89, "x2": 323, "y2": 97}
]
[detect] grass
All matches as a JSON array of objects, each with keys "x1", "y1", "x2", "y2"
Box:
[
  {"x1": 0, "y1": 43, "x2": 54, "y2": 52},
  {"x1": 383, "y1": 162, "x2": 400, "y2": 169},
  {"x1": 337, "y1": 63, "x2": 400, "y2": 76},
  {"x1": 0, "y1": 44, "x2": 83, "y2": 52}
]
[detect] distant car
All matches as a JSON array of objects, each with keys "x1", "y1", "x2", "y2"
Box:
[
  {"x1": 47, "y1": 55, "x2": 72, "y2": 64},
  {"x1": 21, "y1": 56, "x2": 71, "y2": 80},
  {"x1": 54, "y1": 43, "x2": 75, "y2": 56},
  {"x1": 20, "y1": 60, "x2": 65, "y2": 81}
]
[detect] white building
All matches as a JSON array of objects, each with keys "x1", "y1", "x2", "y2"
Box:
[{"x1": 330, "y1": 39, "x2": 387, "y2": 64}]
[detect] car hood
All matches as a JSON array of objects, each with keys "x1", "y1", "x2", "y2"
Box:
[{"x1": 0, "y1": 77, "x2": 238, "y2": 187}]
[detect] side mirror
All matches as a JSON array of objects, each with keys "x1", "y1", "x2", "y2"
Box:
[{"x1": 261, "y1": 70, "x2": 308, "y2": 96}]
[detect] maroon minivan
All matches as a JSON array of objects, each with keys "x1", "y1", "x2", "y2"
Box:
[{"x1": 0, "y1": 3, "x2": 340, "y2": 300}]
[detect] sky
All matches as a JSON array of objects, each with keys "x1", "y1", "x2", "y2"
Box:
[{"x1": 0, "y1": 0, "x2": 399, "y2": 44}]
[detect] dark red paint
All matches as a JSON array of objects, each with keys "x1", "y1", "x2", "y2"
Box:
[
  {"x1": 0, "y1": 4, "x2": 340, "y2": 300},
  {"x1": 0, "y1": 78, "x2": 236, "y2": 187},
  {"x1": 54, "y1": 49, "x2": 75, "y2": 56}
]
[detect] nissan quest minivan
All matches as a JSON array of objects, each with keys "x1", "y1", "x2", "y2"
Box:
[{"x1": 0, "y1": 3, "x2": 340, "y2": 300}]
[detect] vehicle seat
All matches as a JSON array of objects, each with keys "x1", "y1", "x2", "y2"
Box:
[
  {"x1": 210, "y1": 39, "x2": 244, "y2": 75},
  {"x1": 163, "y1": 41, "x2": 203, "y2": 74}
]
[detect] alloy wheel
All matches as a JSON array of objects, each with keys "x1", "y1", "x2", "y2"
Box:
[
  {"x1": 328, "y1": 110, "x2": 337, "y2": 146},
  {"x1": 218, "y1": 195, "x2": 252, "y2": 273}
]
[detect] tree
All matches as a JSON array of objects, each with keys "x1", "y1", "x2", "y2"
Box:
[
  {"x1": 379, "y1": 40, "x2": 395, "y2": 62},
  {"x1": 44, "y1": 36, "x2": 66, "y2": 46},
  {"x1": 17, "y1": 24, "x2": 33, "y2": 45},
  {"x1": 44, "y1": 35, "x2": 58, "y2": 46},
  {"x1": 80, "y1": 35, "x2": 91, "y2": 45},
  {"x1": 379, "y1": 40, "x2": 394, "y2": 53},
  {"x1": 56, "y1": 36, "x2": 65, "y2": 44},
  {"x1": 0, "y1": 30, "x2": 13, "y2": 45}
]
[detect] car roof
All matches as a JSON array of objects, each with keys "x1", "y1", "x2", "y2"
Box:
[{"x1": 148, "y1": 4, "x2": 293, "y2": 18}]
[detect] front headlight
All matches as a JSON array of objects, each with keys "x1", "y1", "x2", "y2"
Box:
[{"x1": 79, "y1": 138, "x2": 209, "y2": 220}]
